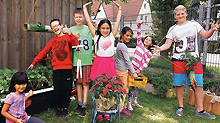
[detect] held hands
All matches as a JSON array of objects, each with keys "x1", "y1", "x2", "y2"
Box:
[
  {"x1": 62, "y1": 24, "x2": 71, "y2": 35},
  {"x1": 211, "y1": 20, "x2": 220, "y2": 31}
]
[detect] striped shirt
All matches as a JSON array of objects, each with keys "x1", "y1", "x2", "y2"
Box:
[{"x1": 132, "y1": 24, "x2": 152, "y2": 73}]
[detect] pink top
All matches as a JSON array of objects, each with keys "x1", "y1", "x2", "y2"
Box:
[{"x1": 132, "y1": 24, "x2": 152, "y2": 73}]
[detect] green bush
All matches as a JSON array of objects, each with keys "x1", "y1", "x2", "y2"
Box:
[
  {"x1": 0, "y1": 69, "x2": 18, "y2": 100},
  {"x1": 26, "y1": 65, "x2": 53, "y2": 91},
  {"x1": 145, "y1": 70, "x2": 173, "y2": 98},
  {"x1": 0, "y1": 66, "x2": 53, "y2": 104}
]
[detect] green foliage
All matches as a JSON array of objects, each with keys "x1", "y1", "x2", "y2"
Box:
[
  {"x1": 0, "y1": 69, "x2": 18, "y2": 100},
  {"x1": 203, "y1": 78, "x2": 220, "y2": 96},
  {"x1": 146, "y1": 70, "x2": 173, "y2": 98},
  {"x1": 93, "y1": 0, "x2": 129, "y2": 4},
  {"x1": 91, "y1": 73, "x2": 126, "y2": 99},
  {"x1": 0, "y1": 66, "x2": 53, "y2": 104},
  {"x1": 26, "y1": 65, "x2": 53, "y2": 91},
  {"x1": 180, "y1": 51, "x2": 201, "y2": 73}
]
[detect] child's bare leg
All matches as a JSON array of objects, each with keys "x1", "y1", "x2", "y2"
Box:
[
  {"x1": 76, "y1": 83, "x2": 83, "y2": 101},
  {"x1": 176, "y1": 86, "x2": 184, "y2": 108},
  {"x1": 83, "y1": 82, "x2": 89, "y2": 103},
  {"x1": 195, "y1": 87, "x2": 203, "y2": 111}
]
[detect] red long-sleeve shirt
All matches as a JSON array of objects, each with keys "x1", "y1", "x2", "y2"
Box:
[{"x1": 32, "y1": 34, "x2": 79, "y2": 70}]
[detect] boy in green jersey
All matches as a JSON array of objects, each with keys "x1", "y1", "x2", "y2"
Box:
[{"x1": 69, "y1": 8, "x2": 93, "y2": 117}]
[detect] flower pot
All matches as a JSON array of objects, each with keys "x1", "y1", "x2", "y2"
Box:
[
  {"x1": 95, "y1": 95, "x2": 115, "y2": 111},
  {"x1": 203, "y1": 93, "x2": 213, "y2": 112},
  {"x1": 25, "y1": 87, "x2": 55, "y2": 115},
  {"x1": 186, "y1": 89, "x2": 195, "y2": 105},
  {"x1": 212, "y1": 101, "x2": 220, "y2": 115}
]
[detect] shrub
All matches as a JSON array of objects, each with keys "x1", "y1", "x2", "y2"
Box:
[{"x1": 146, "y1": 70, "x2": 173, "y2": 98}]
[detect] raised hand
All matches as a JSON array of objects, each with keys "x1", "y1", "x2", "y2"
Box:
[
  {"x1": 211, "y1": 20, "x2": 220, "y2": 31},
  {"x1": 62, "y1": 24, "x2": 71, "y2": 35},
  {"x1": 138, "y1": 20, "x2": 144, "y2": 26},
  {"x1": 83, "y1": 2, "x2": 92, "y2": 7},
  {"x1": 112, "y1": 1, "x2": 121, "y2": 9},
  {"x1": 151, "y1": 45, "x2": 161, "y2": 54}
]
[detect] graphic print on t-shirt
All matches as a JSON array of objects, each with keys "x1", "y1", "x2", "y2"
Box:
[
  {"x1": 52, "y1": 40, "x2": 68, "y2": 61},
  {"x1": 100, "y1": 38, "x2": 112, "y2": 50},
  {"x1": 186, "y1": 36, "x2": 196, "y2": 52}
]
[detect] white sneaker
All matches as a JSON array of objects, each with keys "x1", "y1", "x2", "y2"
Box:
[
  {"x1": 127, "y1": 102, "x2": 133, "y2": 111},
  {"x1": 132, "y1": 101, "x2": 143, "y2": 108}
]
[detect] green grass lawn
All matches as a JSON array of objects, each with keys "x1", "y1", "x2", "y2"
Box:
[{"x1": 33, "y1": 90, "x2": 219, "y2": 123}]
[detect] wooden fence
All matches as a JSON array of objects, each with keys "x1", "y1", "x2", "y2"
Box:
[{"x1": 0, "y1": 0, "x2": 89, "y2": 71}]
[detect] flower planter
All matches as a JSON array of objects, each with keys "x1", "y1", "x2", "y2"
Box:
[
  {"x1": 26, "y1": 87, "x2": 55, "y2": 115},
  {"x1": 212, "y1": 101, "x2": 220, "y2": 115},
  {"x1": 142, "y1": 83, "x2": 175, "y2": 98},
  {"x1": 186, "y1": 89, "x2": 196, "y2": 106},
  {"x1": 203, "y1": 93, "x2": 213, "y2": 112}
]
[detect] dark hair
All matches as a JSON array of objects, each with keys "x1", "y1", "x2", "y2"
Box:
[
  {"x1": 50, "y1": 19, "x2": 61, "y2": 26},
  {"x1": 9, "y1": 72, "x2": 28, "y2": 92},
  {"x1": 96, "y1": 19, "x2": 112, "y2": 36},
  {"x1": 144, "y1": 35, "x2": 156, "y2": 52},
  {"x1": 120, "y1": 26, "x2": 133, "y2": 40},
  {"x1": 94, "y1": 19, "x2": 112, "y2": 53},
  {"x1": 74, "y1": 8, "x2": 84, "y2": 15}
]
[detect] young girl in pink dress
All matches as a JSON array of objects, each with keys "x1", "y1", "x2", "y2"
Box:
[{"x1": 83, "y1": 1, "x2": 121, "y2": 81}]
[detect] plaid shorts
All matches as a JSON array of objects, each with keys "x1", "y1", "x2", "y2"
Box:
[{"x1": 74, "y1": 65, "x2": 92, "y2": 83}]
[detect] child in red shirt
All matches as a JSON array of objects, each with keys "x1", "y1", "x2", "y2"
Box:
[{"x1": 28, "y1": 19, "x2": 78, "y2": 117}]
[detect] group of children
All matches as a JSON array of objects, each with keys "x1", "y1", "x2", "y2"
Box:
[{"x1": 1, "y1": 2, "x2": 218, "y2": 123}]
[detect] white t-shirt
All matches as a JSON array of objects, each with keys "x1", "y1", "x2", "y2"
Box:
[
  {"x1": 166, "y1": 21, "x2": 203, "y2": 59},
  {"x1": 93, "y1": 32, "x2": 115, "y2": 57}
]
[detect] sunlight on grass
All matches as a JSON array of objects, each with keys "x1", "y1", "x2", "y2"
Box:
[{"x1": 143, "y1": 113, "x2": 177, "y2": 122}]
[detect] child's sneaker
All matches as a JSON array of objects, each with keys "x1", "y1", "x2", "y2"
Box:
[
  {"x1": 127, "y1": 102, "x2": 133, "y2": 111},
  {"x1": 176, "y1": 107, "x2": 184, "y2": 116},
  {"x1": 62, "y1": 108, "x2": 69, "y2": 117},
  {"x1": 79, "y1": 108, "x2": 87, "y2": 117},
  {"x1": 97, "y1": 115, "x2": 103, "y2": 121},
  {"x1": 104, "y1": 114, "x2": 110, "y2": 120},
  {"x1": 120, "y1": 108, "x2": 131, "y2": 116},
  {"x1": 132, "y1": 101, "x2": 143, "y2": 108},
  {"x1": 195, "y1": 110, "x2": 216, "y2": 119},
  {"x1": 74, "y1": 104, "x2": 82, "y2": 114}
]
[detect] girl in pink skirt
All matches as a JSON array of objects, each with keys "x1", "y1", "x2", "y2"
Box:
[{"x1": 83, "y1": 1, "x2": 121, "y2": 81}]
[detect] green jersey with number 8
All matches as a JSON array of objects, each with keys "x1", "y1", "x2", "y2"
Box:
[{"x1": 69, "y1": 25, "x2": 93, "y2": 66}]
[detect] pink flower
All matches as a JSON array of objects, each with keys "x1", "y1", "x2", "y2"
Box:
[
  {"x1": 123, "y1": 89, "x2": 127, "y2": 94},
  {"x1": 91, "y1": 87, "x2": 94, "y2": 92},
  {"x1": 96, "y1": 81, "x2": 100, "y2": 85},
  {"x1": 111, "y1": 87, "x2": 114, "y2": 91},
  {"x1": 119, "y1": 82, "x2": 124, "y2": 85},
  {"x1": 107, "y1": 83, "x2": 112, "y2": 88},
  {"x1": 102, "y1": 79, "x2": 106, "y2": 82},
  {"x1": 103, "y1": 88, "x2": 109, "y2": 95},
  {"x1": 118, "y1": 89, "x2": 121, "y2": 93},
  {"x1": 113, "y1": 81, "x2": 119, "y2": 84}
]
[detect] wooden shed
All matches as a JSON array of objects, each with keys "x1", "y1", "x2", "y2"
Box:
[{"x1": 0, "y1": 0, "x2": 89, "y2": 71}]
